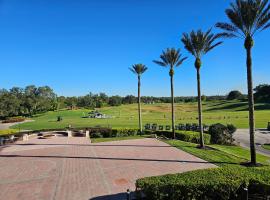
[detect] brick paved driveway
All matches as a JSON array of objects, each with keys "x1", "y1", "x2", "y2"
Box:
[{"x1": 0, "y1": 136, "x2": 216, "y2": 200}]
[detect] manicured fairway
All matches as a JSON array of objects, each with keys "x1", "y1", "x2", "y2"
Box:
[
  {"x1": 12, "y1": 100, "x2": 270, "y2": 130},
  {"x1": 263, "y1": 144, "x2": 270, "y2": 151}
]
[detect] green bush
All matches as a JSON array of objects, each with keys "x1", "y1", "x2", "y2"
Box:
[
  {"x1": 267, "y1": 122, "x2": 270, "y2": 131},
  {"x1": 208, "y1": 123, "x2": 236, "y2": 145},
  {"x1": 175, "y1": 131, "x2": 211, "y2": 145},
  {"x1": 136, "y1": 167, "x2": 270, "y2": 200},
  {"x1": 91, "y1": 132, "x2": 103, "y2": 138},
  {"x1": 112, "y1": 129, "x2": 139, "y2": 137},
  {"x1": 151, "y1": 130, "x2": 211, "y2": 145}
]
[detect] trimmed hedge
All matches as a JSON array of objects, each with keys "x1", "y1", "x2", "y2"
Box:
[
  {"x1": 136, "y1": 167, "x2": 270, "y2": 200},
  {"x1": 2, "y1": 117, "x2": 25, "y2": 123},
  {"x1": 145, "y1": 130, "x2": 211, "y2": 145}
]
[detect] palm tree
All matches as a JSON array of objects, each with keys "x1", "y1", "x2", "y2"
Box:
[
  {"x1": 153, "y1": 48, "x2": 187, "y2": 139},
  {"x1": 181, "y1": 29, "x2": 224, "y2": 148},
  {"x1": 130, "y1": 64, "x2": 148, "y2": 134},
  {"x1": 216, "y1": 0, "x2": 270, "y2": 166}
]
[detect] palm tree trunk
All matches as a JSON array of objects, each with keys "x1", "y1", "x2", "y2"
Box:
[
  {"x1": 170, "y1": 72, "x2": 175, "y2": 139},
  {"x1": 138, "y1": 76, "x2": 142, "y2": 135},
  {"x1": 246, "y1": 46, "x2": 256, "y2": 165},
  {"x1": 196, "y1": 68, "x2": 204, "y2": 148}
]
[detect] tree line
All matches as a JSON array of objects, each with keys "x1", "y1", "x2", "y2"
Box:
[{"x1": 0, "y1": 84, "x2": 269, "y2": 119}]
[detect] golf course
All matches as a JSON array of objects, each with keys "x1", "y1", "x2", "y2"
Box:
[{"x1": 12, "y1": 100, "x2": 270, "y2": 131}]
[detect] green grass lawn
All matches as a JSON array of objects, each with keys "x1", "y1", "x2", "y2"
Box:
[
  {"x1": 165, "y1": 139, "x2": 270, "y2": 167},
  {"x1": 11, "y1": 100, "x2": 270, "y2": 131},
  {"x1": 91, "y1": 135, "x2": 151, "y2": 143},
  {"x1": 262, "y1": 144, "x2": 270, "y2": 151}
]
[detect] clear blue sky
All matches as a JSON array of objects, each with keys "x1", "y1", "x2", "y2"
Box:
[{"x1": 0, "y1": 0, "x2": 269, "y2": 97}]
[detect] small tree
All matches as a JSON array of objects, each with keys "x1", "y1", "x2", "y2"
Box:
[{"x1": 227, "y1": 90, "x2": 243, "y2": 100}]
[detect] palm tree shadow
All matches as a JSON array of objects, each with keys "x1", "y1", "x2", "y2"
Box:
[
  {"x1": 90, "y1": 192, "x2": 136, "y2": 200},
  {"x1": 0, "y1": 154, "x2": 240, "y2": 165}
]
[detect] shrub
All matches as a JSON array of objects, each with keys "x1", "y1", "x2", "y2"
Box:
[
  {"x1": 0, "y1": 129, "x2": 18, "y2": 136},
  {"x1": 57, "y1": 116, "x2": 62, "y2": 122},
  {"x1": 176, "y1": 131, "x2": 211, "y2": 145},
  {"x1": 267, "y1": 122, "x2": 270, "y2": 131},
  {"x1": 112, "y1": 129, "x2": 139, "y2": 137},
  {"x1": 91, "y1": 132, "x2": 103, "y2": 138},
  {"x1": 208, "y1": 123, "x2": 236, "y2": 145},
  {"x1": 151, "y1": 131, "x2": 211, "y2": 145},
  {"x1": 2, "y1": 117, "x2": 25, "y2": 123},
  {"x1": 136, "y1": 167, "x2": 270, "y2": 200}
]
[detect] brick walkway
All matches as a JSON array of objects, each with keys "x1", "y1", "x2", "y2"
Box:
[{"x1": 0, "y1": 136, "x2": 216, "y2": 200}]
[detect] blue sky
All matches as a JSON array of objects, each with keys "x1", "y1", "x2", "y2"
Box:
[{"x1": 0, "y1": 0, "x2": 269, "y2": 97}]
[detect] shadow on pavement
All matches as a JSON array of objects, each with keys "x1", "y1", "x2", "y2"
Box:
[{"x1": 90, "y1": 191, "x2": 136, "y2": 200}]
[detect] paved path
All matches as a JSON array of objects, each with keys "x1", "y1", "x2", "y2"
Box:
[
  {"x1": 0, "y1": 120, "x2": 33, "y2": 130},
  {"x1": 0, "y1": 136, "x2": 216, "y2": 200},
  {"x1": 234, "y1": 129, "x2": 270, "y2": 156}
]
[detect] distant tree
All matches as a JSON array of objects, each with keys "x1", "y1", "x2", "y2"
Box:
[
  {"x1": 201, "y1": 95, "x2": 207, "y2": 102},
  {"x1": 130, "y1": 64, "x2": 148, "y2": 134},
  {"x1": 227, "y1": 90, "x2": 243, "y2": 100},
  {"x1": 254, "y1": 84, "x2": 270, "y2": 103},
  {"x1": 153, "y1": 48, "x2": 187, "y2": 139},
  {"x1": 182, "y1": 29, "x2": 223, "y2": 148},
  {"x1": 216, "y1": 0, "x2": 270, "y2": 166},
  {"x1": 108, "y1": 96, "x2": 122, "y2": 106},
  {"x1": 121, "y1": 95, "x2": 135, "y2": 104}
]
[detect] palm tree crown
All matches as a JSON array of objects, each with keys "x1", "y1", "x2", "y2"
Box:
[
  {"x1": 181, "y1": 29, "x2": 224, "y2": 67},
  {"x1": 153, "y1": 48, "x2": 187, "y2": 72},
  {"x1": 129, "y1": 64, "x2": 148, "y2": 76},
  {"x1": 216, "y1": 0, "x2": 270, "y2": 39}
]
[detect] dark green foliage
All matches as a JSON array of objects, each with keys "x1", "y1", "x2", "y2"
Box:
[
  {"x1": 150, "y1": 130, "x2": 211, "y2": 145},
  {"x1": 108, "y1": 96, "x2": 122, "y2": 106},
  {"x1": 57, "y1": 116, "x2": 62, "y2": 122},
  {"x1": 267, "y1": 122, "x2": 270, "y2": 131},
  {"x1": 254, "y1": 84, "x2": 270, "y2": 103},
  {"x1": 90, "y1": 128, "x2": 139, "y2": 138},
  {"x1": 91, "y1": 132, "x2": 103, "y2": 138},
  {"x1": 227, "y1": 90, "x2": 244, "y2": 100},
  {"x1": 209, "y1": 123, "x2": 236, "y2": 144},
  {"x1": 175, "y1": 131, "x2": 211, "y2": 144},
  {"x1": 136, "y1": 167, "x2": 270, "y2": 200},
  {"x1": 0, "y1": 86, "x2": 57, "y2": 118}
]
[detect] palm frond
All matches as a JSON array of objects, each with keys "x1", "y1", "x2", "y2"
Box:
[
  {"x1": 181, "y1": 29, "x2": 223, "y2": 58},
  {"x1": 129, "y1": 64, "x2": 148, "y2": 75},
  {"x1": 153, "y1": 48, "x2": 186, "y2": 69},
  {"x1": 217, "y1": 0, "x2": 270, "y2": 38}
]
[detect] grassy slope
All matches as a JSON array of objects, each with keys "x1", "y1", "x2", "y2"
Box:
[
  {"x1": 11, "y1": 100, "x2": 270, "y2": 130},
  {"x1": 165, "y1": 139, "x2": 270, "y2": 167}
]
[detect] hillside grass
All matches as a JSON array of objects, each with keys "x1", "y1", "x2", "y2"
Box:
[
  {"x1": 165, "y1": 140, "x2": 270, "y2": 166},
  {"x1": 11, "y1": 100, "x2": 270, "y2": 131}
]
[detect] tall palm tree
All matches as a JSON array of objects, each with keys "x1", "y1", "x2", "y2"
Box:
[
  {"x1": 153, "y1": 48, "x2": 187, "y2": 139},
  {"x1": 216, "y1": 0, "x2": 270, "y2": 166},
  {"x1": 181, "y1": 29, "x2": 224, "y2": 148},
  {"x1": 130, "y1": 64, "x2": 148, "y2": 134}
]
